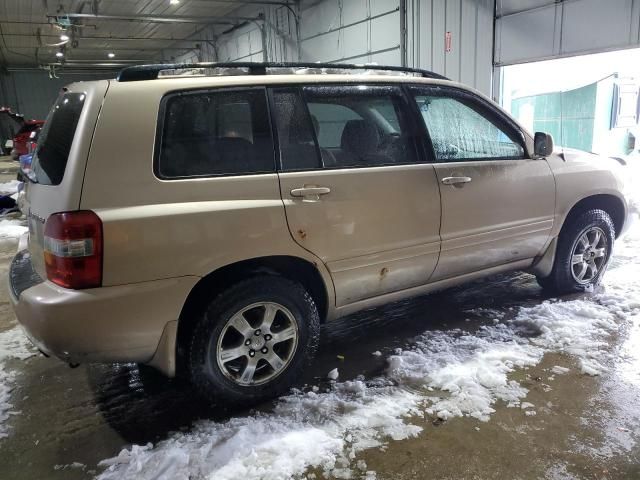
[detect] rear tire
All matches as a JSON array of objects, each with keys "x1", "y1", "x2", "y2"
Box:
[
  {"x1": 188, "y1": 275, "x2": 320, "y2": 405},
  {"x1": 536, "y1": 209, "x2": 614, "y2": 294}
]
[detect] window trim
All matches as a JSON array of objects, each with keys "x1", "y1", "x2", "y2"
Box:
[
  {"x1": 268, "y1": 83, "x2": 427, "y2": 173},
  {"x1": 409, "y1": 85, "x2": 530, "y2": 164},
  {"x1": 153, "y1": 86, "x2": 277, "y2": 181}
]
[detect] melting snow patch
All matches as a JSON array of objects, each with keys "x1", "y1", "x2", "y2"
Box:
[
  {"x1": 0, "y1": 219, "x2": 27, "y2": 242},
  {"x1": 0, "y1": 326, "x2": 36, "y2": 439},
  {"x1": 551, "y1": 366, "x2": 570, "y2": 375},
  {"x1": 99, "y1": 380, "x2": 421, "y2": 480},
  {"x1": 0, "y1": 180, "x2": 20, "y2": 195}
]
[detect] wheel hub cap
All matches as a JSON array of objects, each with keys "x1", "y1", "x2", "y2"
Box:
[
  {"x1": 250, "y1": 336, "x2": 266, "y2": 350},
  {"x1": 215, "y1": 302, "x2": 299, "y2": 386},
  {"x1": 570, "y1": 226, "x2": 608, "y2": 284}
]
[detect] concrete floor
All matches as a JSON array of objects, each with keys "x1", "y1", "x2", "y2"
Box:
[{"x1": 0, "y1": 155, "x2": 638, "y2": 479}]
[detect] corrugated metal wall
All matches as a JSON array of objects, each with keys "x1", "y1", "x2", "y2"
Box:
[
  {"x1": 177, "y1": 0, "x2": 496, "y2": 96},
  {"x1": 495, "y1": 0, "x2": 640, "y2": 66},
  {"x1": 0, "y1": 70, "x2": 113, "y2": 119},
  {"x1": 299, "y1": 0, "x2": 401, "y2": 65},
  {"x1": 406, "y1": 0, "x2": 495, "y2": 95}
]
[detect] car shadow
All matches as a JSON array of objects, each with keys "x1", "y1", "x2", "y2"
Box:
[{"x1": 86, "y1": 271, "x2": 554, "y2": 446}]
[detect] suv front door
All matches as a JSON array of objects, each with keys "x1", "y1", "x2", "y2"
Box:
[
  {"x1": 411, "y1": 87, "x2": 556, "y2": 281},
  {"x1": 270, "y1": 84, "x2": 441, "y2": 307}
]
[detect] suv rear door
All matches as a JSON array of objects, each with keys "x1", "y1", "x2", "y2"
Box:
[
  {"x1": 26, "y1": 81, "x2": 109, "y2": 279},
  {"x1": 271, "y1": 84, "x2": 441, "y2": 307},
  {"x1": 410, "y1": 86, "x2": 556, "y2": 280}
]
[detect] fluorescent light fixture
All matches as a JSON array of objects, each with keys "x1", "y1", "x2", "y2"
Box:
[
  {"x1": 55, "y1": 51, "x2": 64, "y2": 58},
  {"x1": 170, "y1": 0, "x2": 180, "y2": 4},
  {"x1": 60, "y1": 34, "x2": 69, "y2": 41},
  {"x1": 108, "y1": 52, "x2": 115, "y2": 58}
]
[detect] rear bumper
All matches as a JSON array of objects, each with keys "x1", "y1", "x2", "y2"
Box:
[{"x1": 9, "y1": 250, "x2": 198, "y2": 371}]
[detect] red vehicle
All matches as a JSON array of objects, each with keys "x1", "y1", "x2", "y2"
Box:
[{"x1": 11, "y1": 120, "x2": 44, "y2": 160}]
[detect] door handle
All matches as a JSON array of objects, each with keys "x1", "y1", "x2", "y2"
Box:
[
  {"x1": 441, "y1": 176, "x2": 472, "y2": 186},
  {"x1": 290, "y1": 185, "x2": 331, "y2": 201}
]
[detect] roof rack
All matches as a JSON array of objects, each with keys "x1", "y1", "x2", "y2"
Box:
[{"x1": 116, "y1": 62, "x2": 449, "y2": 82}]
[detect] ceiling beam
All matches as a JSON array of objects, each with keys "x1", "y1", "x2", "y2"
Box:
[
  {"x1": 0, "y1": 32, "x2": 200, "y2": 44},
  {"x1": 47, "y1": 13, "x2": 257, "y2": 25}
]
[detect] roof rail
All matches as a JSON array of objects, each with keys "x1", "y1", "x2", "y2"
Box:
[{"x1": 116, "y1": 62, "x2": 449, "y2": 82}]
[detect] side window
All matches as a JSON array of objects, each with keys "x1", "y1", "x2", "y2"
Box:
[
  {"x1": 157, "y1": 88, "x2": 274, "y2": 178},
  {"x1": 270, "y1": 88, "x2": 322, "y2": 171},
  {"x1": 413, "y1": 92, "x2": 525, "y2": 162},
  {"x1": 304, "y1": 85, "x2": 418, "y2": 168}
]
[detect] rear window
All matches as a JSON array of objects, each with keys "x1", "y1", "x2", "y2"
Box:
[
  {"x1": 31, "y1": 92, "x2": 85, "y2": 185},
  {"x1": 156, "y1": 88, "x2": 275, "y2": 178}
]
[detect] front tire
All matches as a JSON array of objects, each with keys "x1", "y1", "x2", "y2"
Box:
[
  {"x1": 536, "y1": 209, "x2": 615, "y2": 294},
  {"x1": 188, "y1": 275, "x2": 320, "y2": 405}
]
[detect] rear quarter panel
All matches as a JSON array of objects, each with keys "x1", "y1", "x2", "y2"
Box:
[{"x1": 81, "y1": 79, "x2": 335, "y2": 301}]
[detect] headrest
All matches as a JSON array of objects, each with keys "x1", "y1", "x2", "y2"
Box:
[{"x1": 340, "y1": 120, "x2": 380, "y2": 155}]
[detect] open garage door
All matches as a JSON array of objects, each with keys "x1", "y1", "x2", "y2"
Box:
[{"x1": 495, "y1": 0, "x2": 640, "y2": 66}]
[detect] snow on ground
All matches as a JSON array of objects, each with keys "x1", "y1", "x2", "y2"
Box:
[
  {"x1": 0, "y1": 180, "x2": 20, "y2": 196},
  {"x1": 98, "y1": 217, "x2": 640, "y2": 480},
  {"x1": 0, "y1": 326, "x2": 36, "y2": 439},
  {"x1": 0, "y1": 219, "x2": 27, "y2": 242}
]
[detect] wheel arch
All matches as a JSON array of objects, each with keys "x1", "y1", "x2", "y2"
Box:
[
  {"x1": 175, "y1": 255, "x2": 330, "y2": 377},
  {"x1": 563, "y1": 194, "x2": 626, "y2": 238}
]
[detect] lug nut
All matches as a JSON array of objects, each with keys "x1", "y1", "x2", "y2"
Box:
[
  {"x1": 249, "y1": 349, "x2": 255, "y2": 357},
  {"x1": 264, "y1": 334, "x2": 272, "y2": 341},
  {"x1": 261, "y1": 347, "x2": 268, "y2": 354},
  {"x1": 245, "y1": 339, "x2": 251, "y2": 346},
  {"x1": 254, "y1": 329, "x2": 261, "y2": 336}
]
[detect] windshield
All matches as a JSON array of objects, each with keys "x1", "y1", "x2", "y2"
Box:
[{"x1": 31, "y1": 92, "x2": 85, "y2": 185}]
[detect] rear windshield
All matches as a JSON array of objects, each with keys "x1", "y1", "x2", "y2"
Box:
[{"x1": 31, "y1": 92, "x2": 85, "y2": 185}]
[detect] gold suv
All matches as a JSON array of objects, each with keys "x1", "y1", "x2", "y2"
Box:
[{"x1": 9, "y1": 63, "x2": 632, "y2": 404}]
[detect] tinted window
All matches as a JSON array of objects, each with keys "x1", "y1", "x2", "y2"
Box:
[
  {"x1": 304, "y1": 85, "x2": 417, "y2": 168},
  {"x1": 157, "y1": 89, "x2": 274, "y2": 178},
  {"x1": 31, "y1": 92, "x2": 85, "y2": 185},
  {"x1": 271, "y1": 88, "x2": 322, "y2": 171},
  {"x1": 414, "y1": 93, "x2": 524, "y2": 162}
]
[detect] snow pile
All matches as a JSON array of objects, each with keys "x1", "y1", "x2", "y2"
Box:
[
  {"x1": 0, "y1": 180, "x2": 20, "y2": 196},
  {"x1": 0, "y1": 219, "x2": 27, "y2": 241},
  {"x1": 388, "y1": 326, "x2": 541, "y2": 421},
  {"x1": 512, "y1": 300, "x2": 619, "y2": 376},
  {"x1": 0, "y1": 326, "x2": 36, "y2": 439},
  {"x1": 99, "y1": 381, "x2": 421, "y2": 480}
]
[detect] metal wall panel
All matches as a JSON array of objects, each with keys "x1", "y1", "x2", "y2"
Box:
[
  {"x1": 496, "y1": 0, "x2": 640, "y2": 66},
  {"x1": 299, "y1": 0, "x2": 401, "y2": 65},
  {"x1": 406, "y1": 0, "x2": 495, "y2": 95}
]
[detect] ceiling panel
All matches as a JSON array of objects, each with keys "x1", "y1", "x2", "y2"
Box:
[{"x1": 0, "y1": 0, "x2": 245, "y2": 69}]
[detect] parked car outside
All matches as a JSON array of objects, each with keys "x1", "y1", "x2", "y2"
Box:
[
  {"x1": 8, "y1": 63, "x2": 634, "y2": 406},
  {"x1": 0, "y1": 107, "x2": 24, "y2": 155},
  {"x1": 11, "y1": 120, "x2": 44, "y2": 160}
]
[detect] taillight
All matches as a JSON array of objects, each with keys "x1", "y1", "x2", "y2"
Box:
[{"x1": 44, "y1": 211, "x2": 103, "y2": 289}]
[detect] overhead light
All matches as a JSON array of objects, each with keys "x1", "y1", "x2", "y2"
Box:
[
  {"x1": 170, "y1": 0, "x2": 180, "y2": 4},
  {"x1": 55, "y1": 51, "x2": 64, "y2": 58},
  {"x1": 108, "y1": 52, "x2": 115, "y2": 58},
  {"x1": 60, "y1": 34, "x2": 69, "y2": 41}
]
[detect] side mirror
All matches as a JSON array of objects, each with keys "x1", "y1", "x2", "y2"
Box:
[{"x1": 534, "y1": 132, "x2": 554, "y2": 158}]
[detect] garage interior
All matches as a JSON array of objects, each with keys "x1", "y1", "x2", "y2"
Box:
[{"x1": 0, "y1": 1, "x2": 639, "y2": 479}]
